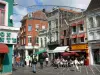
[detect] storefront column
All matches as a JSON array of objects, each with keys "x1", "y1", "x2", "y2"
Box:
[
  {"x1": 25, "y1": 50, "x2": 29, "y2": 66},
  {"x1": 88, "y1": 45, "x2": 94, "y2": 65}
]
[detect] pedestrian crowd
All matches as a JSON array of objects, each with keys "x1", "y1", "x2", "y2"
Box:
[
  {"x1": 13, "y1": 54, "x2": 85, "y2": 73},
  {"x1": 51, "y1": 56, "x2": 85, "y2": 71}
]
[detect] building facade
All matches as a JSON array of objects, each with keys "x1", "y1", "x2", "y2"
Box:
[
  {"x1": 18, "y1": 11, "x2": 48, "y2": 65},
  {"x1": 38, "y1": 29, "x2": 49, "y2": 51},
  {"x1": 0, "y1": 0, "x2": 18, "y2": 74},
  {"x1": 86, "y1": 8, "x2": 100, "y2": 65},
  {"x1": 70, "y1": 14, "x2": 89, "y2": 65}
]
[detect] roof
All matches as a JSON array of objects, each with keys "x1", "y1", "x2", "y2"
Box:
[
  {"x1": 86, "y1": 0, "x2": 100, "y2": 11},
  {"x1": 21, "y1": 11, "x2": 47, "y2": 22},
  {"x1": 32, "y1": 11, "x2": 47, "y2": 20},
  {"x1": 59, "y1": 8, "x2": 80, "y2": 14}
]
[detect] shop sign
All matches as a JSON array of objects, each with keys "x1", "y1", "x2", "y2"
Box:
[
  {"x1": 71, "y1": 44, "x2": 88, "y2": 50},
  {"x1": 0, "y1": 31, "x2": 17, "y2": 44}
]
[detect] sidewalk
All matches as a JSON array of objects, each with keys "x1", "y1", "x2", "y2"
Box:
[{"x1": 0, "y1": 72, "x2": 12, "y2": 75}]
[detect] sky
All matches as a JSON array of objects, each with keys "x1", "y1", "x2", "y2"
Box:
[{"x1": 13, "y1": 0, "x2": 91, "y2": 28}]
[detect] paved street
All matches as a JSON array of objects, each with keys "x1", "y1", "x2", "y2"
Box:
[{"x1": 13, "y1": 64, "x2": 100, "y2": 75}]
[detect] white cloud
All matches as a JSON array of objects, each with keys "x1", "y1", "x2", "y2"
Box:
[
  {"x1": 13, "y1": 0, "x2": 91, "y2": 28},
  {"x1": 13, "y1": 6, "x2": 28, "y2": 28},
  {"x1": 13, "y1": 22, "x2": 21, "y2": 28}
]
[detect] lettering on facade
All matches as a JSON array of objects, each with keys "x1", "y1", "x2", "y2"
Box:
[
  {"x1": 71, "y1": 44, "x2": 88, "y2": 50},
  {"x1": 0, "y1": 32, "x2": 17, "y2": 44}
]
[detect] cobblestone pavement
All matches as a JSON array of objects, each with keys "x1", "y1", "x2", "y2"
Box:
[{"x1": 13, "y1": 64, "x2": 100, "y2": 75}]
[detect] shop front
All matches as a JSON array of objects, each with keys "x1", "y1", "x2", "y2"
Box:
[
  {"x1": 0, "y1": 44, "x2": 13, "y2": 73},
  {"x1": 89, "y1": 43, "x2": 100, "y2": 65},
  {"x1": 71, "y1": 44, "x2": 89, "y2": 65},
  {"x1": 0, "y1": 28, "x2": 18, "y2": 73}
]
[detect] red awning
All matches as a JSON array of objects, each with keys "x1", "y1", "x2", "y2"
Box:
[
  {"x1": 0, "y1": 44, "x2": 9, "y2": 53},
  {"x1": 78, "y1": 34, "x2": 85, "y2": 38},
  {"x1": 60, "y1": 36, "x2": 64, "y2": 39},
  {"x1": 71, "y1": 23, "x2": 77, "y2": 26},
  {"x1": 72, "y1": 35, "x2": 77, "y2": 38},
  {"x1": 61, "y1": 52, "x2": 71, "y2": 56},
  {"x1": 70, "y1": 52, "x2": 79, "y2": 56},
  {"x1": 77, "y1": 20, "x2": 84, "y2": 25}
]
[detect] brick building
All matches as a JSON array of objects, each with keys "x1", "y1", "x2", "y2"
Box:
[{"x1": 18, "y1": 11, "x2": 48, "y2": 65}]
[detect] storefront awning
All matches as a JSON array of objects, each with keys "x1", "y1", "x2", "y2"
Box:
[
  {"x1": 35, "y1": 49, "x2": 46, "y2": 55},
  {"x1": 60, "y1": 36, "x2": 64, "y2": 39},
  {"x1": 78, "y1": 33, "x2": 85, "y2": 38},
  {"x1": 71, "y1": 23, "x2": 77, "y2": 26},
  {"x1": 77, "y1": 20, "x2": 84, "y2": 25},
  {"x1": 53, "y1": 46, "x2": 69, "y2": 53},
  {"x1": 72, "y1": 35, "x2": 77, "y2": 38},
  {"x1": 0, "y1": 44, "x2": 9, "y2": 53}
]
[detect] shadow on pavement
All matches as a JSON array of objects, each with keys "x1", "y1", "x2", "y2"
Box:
[{"x1": 13, "y1": 67, "x2": 17, "y2": 71}]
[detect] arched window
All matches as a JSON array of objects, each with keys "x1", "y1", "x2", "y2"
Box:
[
  {"x1": 96, "y1": 16, "x2": 100, "y2": 27},
  {"x1": 89, "y1": 17, "x2": 94, "y2": 28}
]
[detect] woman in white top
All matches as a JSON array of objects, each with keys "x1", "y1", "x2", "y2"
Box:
[{"x1": 74, "y1": 58, "x2": 80, "y2": 71}]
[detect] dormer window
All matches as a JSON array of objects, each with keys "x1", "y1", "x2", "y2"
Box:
[{"x1": 28, "y1": 13, "x2": 32, "y2": 18}]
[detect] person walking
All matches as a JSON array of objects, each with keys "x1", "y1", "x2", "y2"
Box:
[
  {"x1": 32, "y1": 56, "x2": 37, "y2": 73},
  {"x1": 45, "y1": 57, "x2": 49, "y2": 67},
  {"x1": 39, "y1": 59, "x2": 44, "y2": 69},
  {"x1": 29, "y1": 56, "x2": 32, "y2": 67},
  {"x1": 74, "y1": 58, "x2": 80, "y2": 71}
]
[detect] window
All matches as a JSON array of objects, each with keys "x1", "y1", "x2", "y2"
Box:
[
  {"x1": 96, "y1": 16, "x2": 100, "y2": 27},
  {"x1": 36, "y1": 37, "x2": 39, "y2": 43},
  {"x1": 44, "y1": 37, "x2": 47, "y2": 47},
  {"x1": 56, "y1": 19, "x2": 58, "y2": 28},
  {"x1": 0, "y1": 3, "x2": 5, "y2": 25},
  {"x1": 97, "y1": 31, "x2": 100, "y2": 39},
  {"x1": 41, "y1": 38, "x2": 43, "y2": 47},
  {"x1": 89, "y1": 17, "x2": 94, "y2": 28},
  {"x1": 28, "y1": 13, "x2": 32, "y2": 18},
  {"x1": 79, "y1": 24, "x2": 84, "y2": 31},
  {"x1": 72, "y1": 26, "x2": 76, "y2": 32},
  {"x1": 42, "y1": 25, "x2": 45, "y2": 30},
  {"x1": 49, "y1": 21, "x2": 51, "y2": 30},
  {"x1": 28, "y1": 36, "x2": 32, "y2": 43},
  {"x1": 64, "y1": 30, "x2": 66, "y2": 36},
  {"x1": 73, "y1": 38, "x2": 77, "y2": 43},
  {"x1": 89, "y1": 32, "x2": 95, "y2": 40},
  {"x1": 35, "y1": 24, "x2": 39, "y2": 31},
  {"x1": 80, "y1": 37, "x2": 84, "y2": 42},
  {"x1": 28, "y1": 25, "x2": 32, "y2": 31}
]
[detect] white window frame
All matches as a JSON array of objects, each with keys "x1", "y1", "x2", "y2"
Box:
[
  {"x1": 28, "y1": 36, "x2": 32, "y2": 45},
  {"x1": 28, "y1": 25, "x2": 32, "y2": 31},
  {"x1": 0, "y1": 1, "x2": 8, "y2": 26},
  {"x1": 35, "y1": 24, "x2": 39, "y2": 31}
]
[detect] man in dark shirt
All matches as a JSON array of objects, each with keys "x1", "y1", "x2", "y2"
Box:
[{"x1": 32, "y1": 56, "x2": 37, "y2": 73}]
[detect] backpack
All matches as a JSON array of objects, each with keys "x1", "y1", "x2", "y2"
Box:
[{"x1": 32, "y1": 58, "x2": 37, "y2": 64}]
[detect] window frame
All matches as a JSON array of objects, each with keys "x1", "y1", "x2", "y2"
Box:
[
  {"x1": 28, "y1": 25, "x2": 32, "y2": 31},
  {"x1": 28, "y1": 36, "x2": 32, "y2": 43},
  {"x1": 80, "y1": 37, "x2": 84, "y2": 43},
  {"x1": 0, "y1": 3, "x2": 5, "y2": 25},
  {"x1": 72, "y1": 26, "x2": 76, "y2": 32},
  {"x1": 79, "y1": 24, "x2": 84, "y2": 31}
]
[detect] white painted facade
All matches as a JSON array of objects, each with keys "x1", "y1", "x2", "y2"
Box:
[
  {"x1": 38, "y1": 29, "x2": 49, "y2": 51},
  {"x1": 86, "y1": 8, "x2": 100, "y2": 65}
]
